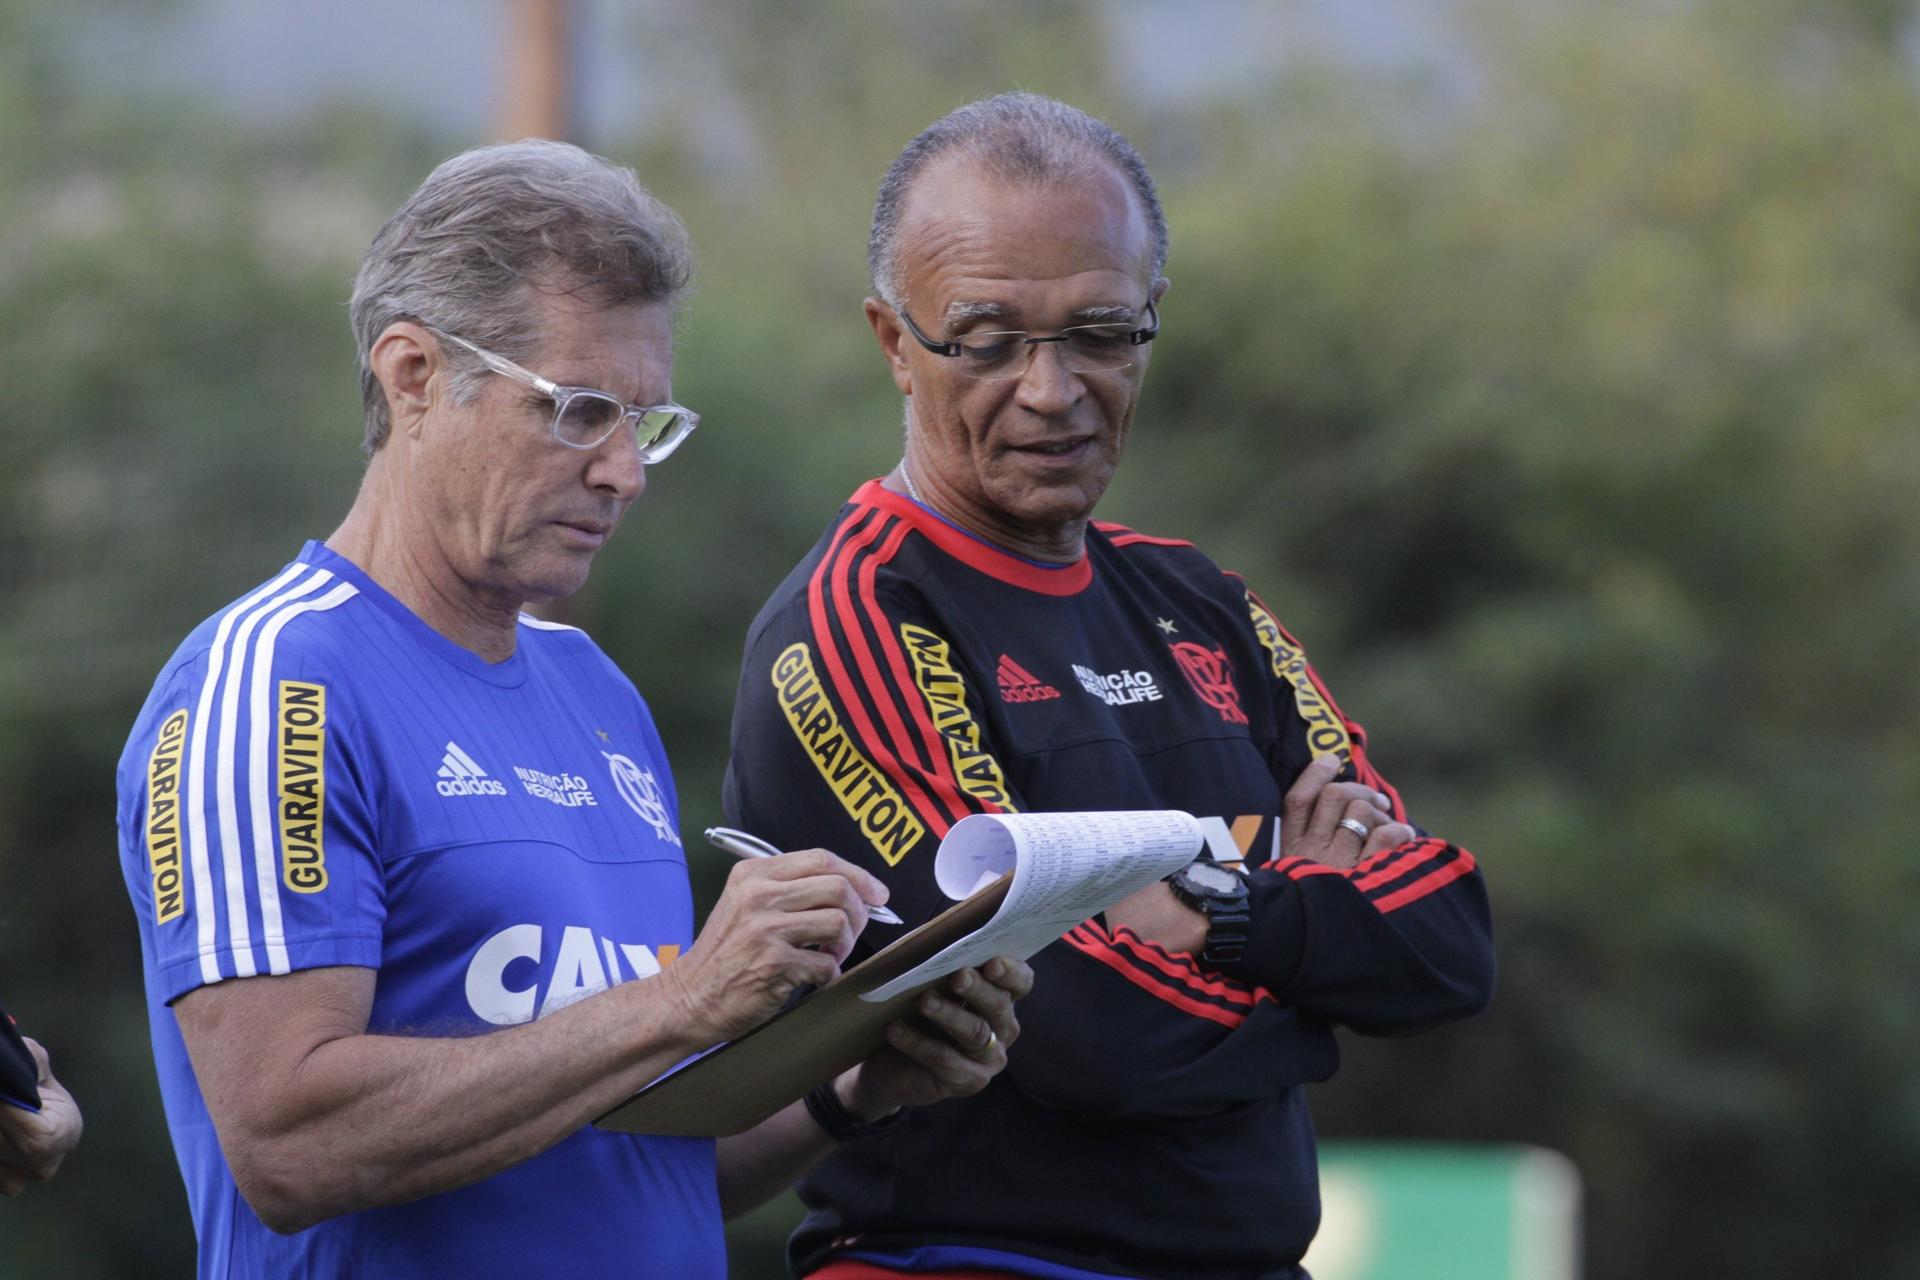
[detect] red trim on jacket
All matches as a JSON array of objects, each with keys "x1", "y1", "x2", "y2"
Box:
[
  {"x1": 1354, "y1": 840, "x2": 1449, "y2": 892},
  {"x1": 1093, "y1": 519, "x2": 1196, "y2": 550},
  {"x1": 860, "y1": 524, "x2": 1004, "y2": 830},
  {"x1": 1370, "y1": 851, "x2": 1477, "y2": 913},
  {"x1": 1065, "y1": 933, "x2": 1250, "y2": 1029},
  {"x1": 840, "y1": 516, "x2": 975, "y2": 829},
  {"x1": 807, "y1": 510, "x2": 957, "y2": 838},
  {"x1": 1241, "y1": 585, "x2": 1410, "y2": 822},
  {"x1": 1063, "y1": 923, "x2": 1265, "y2": 1028},
  {"x1": 1271, "y1": 855, "x2": 1344, "y2": 881},
  {"x1": 853, "y1": 480, "x2": 1092, "y2": 597},
  {"x1": 1103, "y1": 925, "x2": 1263, "y2": 1008}
]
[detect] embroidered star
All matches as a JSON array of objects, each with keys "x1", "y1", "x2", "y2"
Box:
[
  {"x1": 1156, "y1": 617, "x2": 1178, "y2": 635},
  {"x1": 594, "y1": 728, "x2": 611, "y2": 743}
]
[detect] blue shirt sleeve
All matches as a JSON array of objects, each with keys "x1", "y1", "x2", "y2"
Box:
[{"x1": 118, "y1": 570, "x2": 386, "y2": 1003}]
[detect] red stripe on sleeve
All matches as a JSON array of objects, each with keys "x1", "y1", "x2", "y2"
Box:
[
  {"x1": 1346, "y1": 725, "x2": 1408, "y2": 823},
  {"x1": 1354, "y1": 841, "x2": 1449, "y2": 892},
  {"x1": 1272, "y1": 856, "x2": 1344, "y2": 880},
  {"x1": 1094, "y1": 520, "x2": 1197, "y2": 550},
  {"x1": 1063, "y1": 931, "x2": 1251, "y2": 1029},
  {"x1": 807, "y1": 512, "x2": 956, "y2": 839},
  {"x1": 854, "y1": 521, "x2": 983, "y2": 825},
  {"x1": 1102, "y1": 925, "x2": 1262, "y2": 1008},
  {"x1": 1242, "y1": 586, "x2": 1410, "y2": 820},
  {"x1": 1369, "y1": 853, "x2": 1477, "y2": 913}
]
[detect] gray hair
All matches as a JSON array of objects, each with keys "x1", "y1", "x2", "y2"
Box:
[
  {"x1": 349, "y1": 139, "x2": 695, "y2": 452},
  {"x1": 868, "y1": 93, "x2": 1168, "y2": 308}
]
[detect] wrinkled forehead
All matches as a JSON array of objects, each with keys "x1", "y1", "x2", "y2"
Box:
[{"x1": 895, "y1": 155, "x2": 1157, "y2": 322}]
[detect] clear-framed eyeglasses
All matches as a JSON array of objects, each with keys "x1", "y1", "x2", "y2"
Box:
[
  {"x1": 895, "y1": 301, "x2": 1159, "y2": 381},
  {"x1": 430, "y1": 327, "x2": 699, "y2": 463}
]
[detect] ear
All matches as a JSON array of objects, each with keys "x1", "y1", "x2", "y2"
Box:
[
  {"x1": 368, "y1": 321, "x2": 441, "y2": 440},
  {"x1": 865, "y1": 298, "x2": 913, "y2": 397},
  {"x1": 1150, "y1": 275, "x2": 1169, "y2": 307}
]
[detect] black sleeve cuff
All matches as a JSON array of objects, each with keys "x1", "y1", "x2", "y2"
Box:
[{"x1": 1237, "y1": 870, "x2": 1310, "y2": 993}]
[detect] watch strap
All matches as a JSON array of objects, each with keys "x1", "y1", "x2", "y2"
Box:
[{"x1": 804, "y1": 1080, "x2": 906, "y2": 1143}]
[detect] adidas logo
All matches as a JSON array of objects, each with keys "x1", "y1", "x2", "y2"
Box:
[
  {"x1": 997, "y1": 654, "x2": 1061, "y2": 704},
  {"x1": 436, "y1": 741, "x2": 508, "y2": 797}
]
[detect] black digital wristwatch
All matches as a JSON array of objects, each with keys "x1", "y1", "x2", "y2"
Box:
[{"x1": 1165, "y1": 859, "x2": 1252, "y2": 973}]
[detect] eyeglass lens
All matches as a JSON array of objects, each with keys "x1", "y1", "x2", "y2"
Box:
[
  {"x1": 553, "y1": 392, "x2": 628, "y2": 445},
  {"x1": 957, "y1": 324, "x2": 1137, "y2": 380},
  {"x1": 552, "y1": 392, "x2": 694, "y2": 461}
]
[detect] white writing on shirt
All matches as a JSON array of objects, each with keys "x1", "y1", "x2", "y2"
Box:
[
  {"x1": 1072, "y1": 663, "x2": 1163, "y2": 707},
  {"x1": 513, "y1": 765, "x2": 599, "y2": 808},
  {"x1": 464, "y1": 923, "x2": 681, "y2": 1025}
]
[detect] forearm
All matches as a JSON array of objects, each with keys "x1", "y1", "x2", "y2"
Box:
[
  {"x1": 179, "y1": 850, "x2": 890, "y2": 1233},
  {"x1": 1246, "y1": 843, "x2": 1495, "y2": 1034},
  {"x1": 714, "y1": 962, "x2": 1028, "y2": 1218},
  {"x1": 184, "y1": 974, "x2": 708, "y2": 1231},
  {"x1": 714, "y1": 1092, "x2": 837, "y2": 1219}
]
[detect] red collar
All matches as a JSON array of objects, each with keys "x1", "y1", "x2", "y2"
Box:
[{"x1": 851, "y1": 479, "x2": 1094, "y2": 597}]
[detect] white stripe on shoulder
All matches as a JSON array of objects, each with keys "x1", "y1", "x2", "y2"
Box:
[
  {"x1": 211, "y1": 569, "x2": 335, "y2": 980},
  {"x1": 247, "y1": 581, "x2": 360, "y2": 975},
  {"x1": 182, "y1": 563, "x2": 309, "y2": 987},
  {"x1": 518, "y1": 614, "x2": 582, "y2": 632}
]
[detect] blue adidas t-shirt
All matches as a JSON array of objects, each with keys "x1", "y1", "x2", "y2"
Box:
[{"x1": 115, "y1": 542, "x2": 724, "y2": 1279}]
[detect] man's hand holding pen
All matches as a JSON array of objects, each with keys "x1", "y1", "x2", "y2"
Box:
[
  {"x1": 658, "y1": 847, "x2": 892, "y2": 1045},
  {"x1": 661, "y1": 832, "x2": 1032, "y2": 1124}
]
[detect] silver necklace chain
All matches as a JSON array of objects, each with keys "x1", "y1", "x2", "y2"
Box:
[{"x1": 901, "y1": 461, "x2": 922, "y2": 504}]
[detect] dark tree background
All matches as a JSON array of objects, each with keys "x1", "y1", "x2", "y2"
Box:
[{"x1": 2, "y1": 1, "x2": 1916, "y2": 1275}]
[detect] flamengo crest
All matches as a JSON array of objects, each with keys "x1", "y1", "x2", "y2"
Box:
[{"x1": 1168, "y1": 642, "x2": 1248, "y2": 725}]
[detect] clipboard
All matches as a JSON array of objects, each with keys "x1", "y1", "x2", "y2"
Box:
[{"x1": 595, "y1": 872, "x2": 1013, "y2": 1137}]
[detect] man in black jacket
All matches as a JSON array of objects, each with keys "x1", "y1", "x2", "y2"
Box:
[{"x1": 725, "y1": 92, "x2": 1495, "y2": 1280}]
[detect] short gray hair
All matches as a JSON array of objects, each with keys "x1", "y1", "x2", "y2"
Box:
[
  {"x1": 349, "y1": 139, "x2": 695, "y2": 452},
  {"x1": 868, "y1": 93, "x2": 1168, "y2": 308}
]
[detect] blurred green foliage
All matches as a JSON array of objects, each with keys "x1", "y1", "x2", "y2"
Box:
[{"x1": 2, "y1": 1, "x2": 1917, "y2": 1277}]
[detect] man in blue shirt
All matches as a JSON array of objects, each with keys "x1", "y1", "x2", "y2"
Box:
[{"x1": 115, "y1": 139, "x2": 1030, "y2": 1279}]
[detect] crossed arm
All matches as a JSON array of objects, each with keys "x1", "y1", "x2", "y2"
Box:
[
  {"x1": 1105, "y1": 754, "x2": 1414, "y2": 950},
  {"x1": 175, "y1": 849, "x2": 1028, "y2": 1234}
]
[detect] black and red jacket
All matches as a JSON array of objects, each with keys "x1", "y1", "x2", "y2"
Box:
[{"x1": 725, "y1": 480, "x2": 1495, "y2": 1280}]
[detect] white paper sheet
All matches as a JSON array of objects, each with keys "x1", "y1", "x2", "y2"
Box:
[{"x1": 860, "y1": 809, "x2": 1202, "y2": 1002}]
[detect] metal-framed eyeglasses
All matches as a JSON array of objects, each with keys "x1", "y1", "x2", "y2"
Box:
[
  {"x1": 430, "y1": 328, "x2": 699, "y2": 463},
  {"x1": 895, "y1": 301, "x2": 1158, "y2": 381}
]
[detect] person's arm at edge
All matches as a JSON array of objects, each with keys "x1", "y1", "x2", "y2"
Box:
[{"x1": 0, "y1": 1038, "x2": 82, "y2": 1196}]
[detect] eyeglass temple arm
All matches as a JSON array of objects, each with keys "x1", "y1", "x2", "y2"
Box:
[
  {"x1": 433, "y1": 329, "x2": 562, "y2": 398},
  {"x1": 1130, "y1": 301, "x2": 1160, "y2": 346}
]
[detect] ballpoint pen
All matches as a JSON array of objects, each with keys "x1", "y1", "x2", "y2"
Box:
[{"x1": 702, "y1": 827, "x2": 904, "y2": 925}]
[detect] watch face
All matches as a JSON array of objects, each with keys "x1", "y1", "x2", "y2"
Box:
[{"x1": 1185, "y1": 862, "x2": 1240, "y2": 894}]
